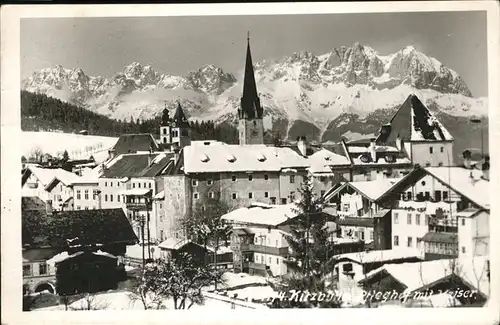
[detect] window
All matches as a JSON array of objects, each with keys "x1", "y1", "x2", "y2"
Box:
[
  {"x1": 39, "y1": 263, "x2": 48, "y2": 275},
  {"x1": 232, "y1": 193, "x2": 237, "y2": 200},
  {"x1": 133, "y1": 183, "x2": 136, "y2": 188},
  {"x1": 264, "y1": 174, "x2": 269, "y2": 181},
  {"x1": 104, "y1": 194, "x2": 108, "y2": 202},
  {"x1": 290, "y1": 175, "x2": 295, "y2": 184},
  {"x1": 209, "y1": 192, "x2": 215, "y2": 199},
  {"x1": 264, "y1": 192, "x2": 269, "y2": 198},
  {"x1": 438, "y1": 162, "x2": 443, "y2": 167},
  {"x1": 192, "y1": 179, "x2": 198, "y2": 186},
  {"x1": 110, "y1": 194, "x2": 113, "y2": 202},
  {"x1": 270, "y1": 197, "x2": 276, "y2": 205},
  {"x1": 76, "y1": 190, "x2": 81, "y2": 200},
  {"x1": 281, "y1": 198, "x2": 287, "y2": 204},
  {"x1": 248, "y1": 192, "x2": 253, "y2": 199},
  {"x1": 425, "y1": 215, "x2": 429, "y2": 225},
  {"x1": 416, "y1": 214, "x2": 421, "y2": 225},
  {"x1": 407, "y1": 213, "x2": 412, "y2": 225},
  {"x1": 370, "y1": 230, "x2": 374, "y2": 241},
  {"x1": 276, "y1": 258, "x2": 279, "y2": 265},
  {"x1": 360, "y1": 229, "x2": 365, "y2": 240},
  {"x1": 110, "y1": 182, "x2": 113, "y2": 188},
  {"x1": 269, "y1": 257, "x2": 271, "y2": 264},
  {"x1": 231, "y1": 175, "x2": 237, "y2": 182},
  {"x1": 105, "y1": 182, "x2": 107, "y2": 187},
  {"x1": 193, "y1": 193, "x2": 199, "y2": 200},
  {"x1": 290, "y1": 191, "x2": 296, "y2": 201},
  {"x1": 276, "y1": 240, "x2": 278, "y2": 247},
  {"x1": 144, "y1": 182, "x2": 147, "y2": 188},
  {"x1": 201, "y1": 206, "x2": 206, "y2": 212},
  {"x1": 117, "y1": 195, "x2": 120, "y2": 202},
  {"x1": 429, "y1": 147, "x2": 433, "y2": 154},
  {"x1": 443, "y1": 191, "x2": 449, "y2": 200},
  {"x1": 149, "y1": 183, "x2": 152, "y2": 188},
  {"x1": 461, "y1": 219, "x2": 465, "y2": 226},
  {"x1": 394, "y1": 235, "x2": 399, "y2": 246},
  {"x1": 207, "y1": 179, "x2": 213, "y2": 185},
  {"x1": 84, "y1": 190, "x2": 89, "y2": 200},
  {"x1": 248, "y1": 174, "x2": 253, "y2": 181},
  {"x1": 440, "y1": 147, "x2": 444, "y2": 153},
  {"x1": 394, "y1": 213, "x2": 399, "y2": 224},
  {"x1": 342, "y1": 263, "x2": 353, "y2": 273},
  {"x1": 254, "y1": 237, "x2": 258, "y2": 244},
  {"x1": 138, "y1": 183, "x2": 141, "y2": 188},
  {"x1": 117, "y1": 182, "x2": 120, "y2": 187},
  {"x1": 76, "y1": 206, "x2": 81, "y2": 210},
  {"x1": 407, "y1": 236, "x2": 413, "y2": 247},
  {"x1": 23, "y1": 265, "x2": 31, "y2": 276}
]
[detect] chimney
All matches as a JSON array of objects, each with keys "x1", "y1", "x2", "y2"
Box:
[
  {"x1": 469, "y1": 171, "x2": 475, "y2": 185},
  {"x1": 481, "y1": 155, "x2": 490, "y2": 181},
  {"x1": 395, "y1": 133, "x2": 403, "y2": 152},
  {"x1": 46, "y1": 200, "x2": 53, "y2": 215},
  {"x1": 108, "y1": 149, "x2": 116, "y2": 161},
  {"x1": 297, "y1": 136, "x2": 308, "y2": 156},
  {"x1": 173, "y1": 143, "x2": 180, "y2": 163},
  {"x1": 148, "y1": 147, "x2": 154, "y2": 166},
  {"x1": 369, "y1": 138, "x2": 377, "y2": 162},
  {"x1": 462, "y1": 150, "x2": 472, "y2": 169}
]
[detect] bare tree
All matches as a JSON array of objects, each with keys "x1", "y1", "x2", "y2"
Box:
[{"x1": 70, "y1": 292, "x2": 111, "y2": 310}]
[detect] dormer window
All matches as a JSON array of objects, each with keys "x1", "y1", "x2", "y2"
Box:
[
  {"x1": 257, "y1": 153, "x2": 266, "y2": 162},
  {"x1": 200, "y1": 154, "x2": 209, "y2": 162},
  {"x1": 227, "y1": 154, "x2": 236, "y2": 163}
]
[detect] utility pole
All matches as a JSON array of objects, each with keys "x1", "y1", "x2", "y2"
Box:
[
  {"x1": 141, "y1": 214, "x2": 145, "y2": 269},
  {"x1": 147, "y1": 199, "x2": 151, "y2": 260}
]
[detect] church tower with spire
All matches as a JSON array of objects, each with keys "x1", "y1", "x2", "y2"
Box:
[
  {"x1": 238, "y1": 33, "x2": 264, "y2": 145},
  {"x1": 160, "y1": 100, "x2": 191, "y2": 151}
]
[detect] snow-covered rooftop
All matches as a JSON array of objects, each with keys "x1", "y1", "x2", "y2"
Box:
[
  {"x1": 24, "y1": 166, "x2": 83, "y2": 188},
  {"x1": 221, "y1": 203, "x2": 298, "y2": 227},
  {"x1": 334, "y1": 248, "x2": 423, "y2": 265},
  {"x1": 308, "y1": 148, "x2": 351, "y2": 174},
  {"x1": 325, "y1": 177, "x2": 404, "y2": 202},
  {"x1": 425, "y1": 167, "x2": 489, "y2": 209},
  {"x1": 361, "y1": 255, "x2": 490, "y2": 296},
  {"x1": 183, "y1": 143, "x2": 311, "y2": 173}
]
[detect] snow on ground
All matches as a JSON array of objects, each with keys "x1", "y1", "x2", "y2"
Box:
[
  {"x1": 220, "y1": 272, "x2": 268, "y2": 289},
  {"x1": 22, "y1": 131, "x2": 118, "y2": 162},
  {"x1": 125, "y1": 245, "x2": 162, "y2": 261},
  {"x1": 35, "y1": 290, "x2": 259, "y2": 311}
]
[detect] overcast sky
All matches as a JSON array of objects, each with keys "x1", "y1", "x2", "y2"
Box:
[{"x1": 21, "y1": 11, "x2": 488, "y2": 97}]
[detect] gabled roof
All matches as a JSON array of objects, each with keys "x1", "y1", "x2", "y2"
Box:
[
  {"x1": 22, "y1": 208, "x2": 138, "y2": 248},
  {"x1": 333, "y1": 248, "x2": 422, "y2": 265},
  {"x1": 324, "y1": 177, "x2": 404, "y2": 202},
  {"x1": 101, "y1": 152, "x2": 174, "y2": 178},
  {"x1": 377, "y1": 166, "x2": 489, "y2": 210},
  {"x1": 308, "y1": 148, "x2": 351, "y2": 174},
  {"x1": 359, "y1": 256, "x2": 490, "y2": 297},
  {"x1": 158, "y1": 238, "x2": 192, "y2": 250},
  {"x1": 112, "y1": 133, "x2": 159, "y2": 155},
  {"x1": 22, "y1": 166, "x2": 82, "y2": 188},
  {"x1": 375, "y1": 94, "x2": 453, "y2": 144}
]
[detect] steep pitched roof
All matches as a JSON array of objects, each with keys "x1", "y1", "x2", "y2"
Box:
[
  {"x1": 172, "y1": 102, "x2": 190, "y2": 128},
  {"x1": 112, "y1": 133, "x2": 159, "y2": 155},
  {"x1": 22, "y1": 166, "x2": 83, "y2": 188},
  {"x1": 324, "y1": 177, "x2": 405, "y2": 202},
  {"x1": 22, "y1": 208, "x2": 138, "y2": 248},
  {"x1": 239, "y1": 36, "x2": 263, "y2": 120},
  {"x1": 100, "y1": 152, "x2": 174, "y2": 178},
  {"x1": 376, "y1": 94, "x2": 453, "y2": 144}
]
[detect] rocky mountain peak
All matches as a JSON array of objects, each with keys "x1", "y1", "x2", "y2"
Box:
[{"x1": 186, "y1": 64, "x2": 237, "y2": 95}]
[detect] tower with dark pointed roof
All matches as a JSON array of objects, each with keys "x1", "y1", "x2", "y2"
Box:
[
  {"x1": 238, "y1": 33, "x2": 264, "y2": 145},
  {"x1": 159, "y1": 100, "x2": 191, "y2": 151}
]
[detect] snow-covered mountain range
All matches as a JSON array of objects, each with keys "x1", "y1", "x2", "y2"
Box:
[{"x1": 22, "y1": 42, "x2": 488, "y2": 142}]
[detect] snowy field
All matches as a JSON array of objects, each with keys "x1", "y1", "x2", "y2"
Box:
[{"x1": 22, "y1": 131, "x2": 118, "y2": 163}]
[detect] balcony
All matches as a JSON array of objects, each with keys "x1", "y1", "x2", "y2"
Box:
[
  {"x1": 248, "y1": 244, "x2": 289, "y2": 256},
  {"x1": 126, "y1": 202, "x2": 153, "y2": 211},
  {"x1": 244, "y1": 262, "x2": 267, "y2": 271}
]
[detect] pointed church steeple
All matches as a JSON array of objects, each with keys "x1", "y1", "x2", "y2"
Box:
[
  {"x1": 173, "y1": 101, "x2": 190, "y2": 128},
  {"x1": 239, "y1": 32, "x2": 263, "y2": 120}
]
